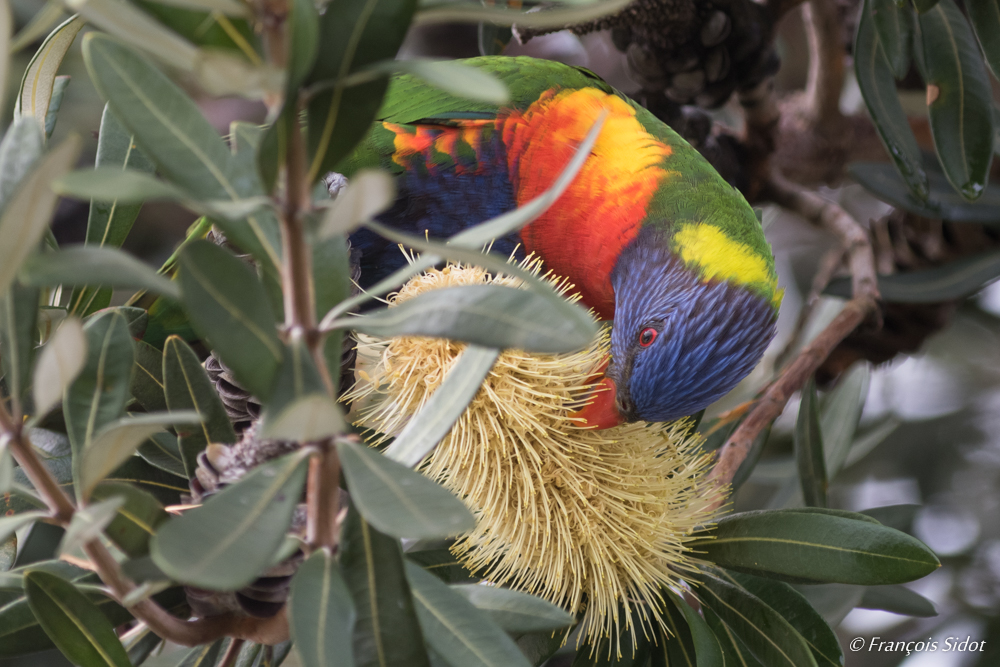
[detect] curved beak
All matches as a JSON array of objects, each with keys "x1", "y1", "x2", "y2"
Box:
[{"x1": 569, "y1": 375, "x2": 625, "y2": 429}]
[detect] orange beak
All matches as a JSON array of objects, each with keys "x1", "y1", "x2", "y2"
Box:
[{"x1": 570, "y1": 375, "x2": 625, "y2": 429}]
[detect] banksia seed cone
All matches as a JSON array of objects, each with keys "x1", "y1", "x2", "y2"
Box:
[{"x1": 347, "y1": 259, "x2": 720, "y2": 648}]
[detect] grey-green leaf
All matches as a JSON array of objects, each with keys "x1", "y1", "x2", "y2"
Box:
[
  {"x1": 870, "y1": 0, "x2": 911, "y2": 78},
  {"x1": 90, "y1": 481, "x2": 169, "y2": 558},
  {"x1": 178, "y1": 240, "x2": 282, "y2": 400},
  {"x1": 341, "y1": 506, "x2": 431, "y2": 667},
  {"x1": 858, "y1": 584, "x2": 937, "y2": 617},
  {"x1": 968, "y1": 0, "x2": 1000, "y2": 81},
  {"x1": 59, "y1": 496, "x2": 125, "y2": 555},
  {"x1": 0, "y1": 115, "x2": 45, "y2": 212},
  {"x1": 666, "y1": 591, "x2": 724, "y2": 667},
  {"x1": 20, "y1": 246, "x2": 180, "y2": 299},
  {"x1": 405, "y1": 561, "x2": 531, "y2": 667},
  {"x1": 689, "y1": 509, "x2": 941, "y2": 585},
  {"x1": 450, "y1": 585, "x2": 574, "y2": 633},
  {"x1": 337, "y1": 285, "x2": 596, "y2": 354},
  {"x1": 150, "y1": 450, "x2": 309, "y2": 589},
  {"x1": 855, "y1": 2, "x2": 927, "y2": 200},
  {"x1": 0, "y1": 135, "x2": 80, "y2": 297},
  {"x1": 24, "y1": 570, "x2": 132, "y2": 667},
  {"x1": 385, "y1": 345, "x2": 499, "y2": 468},
  {"x1": 414, "y1": 0, "x2": 631, "y2": 28},
  {"x1": 1, "y1": 283, "x2": 40, "y2": 415},
  {"x1": 794, "y1": 378, "x2": 827, "y2": 508},
  {"x1": 163, "y1": 335, "x2": 237, "y2": 477},
  {"x1": 14, "y1": 16, "x2": 84, "y2": 130},
  {"x1": 919, "y1": 0, "x2": 995, "y2": 199},
  {"x1": 261, "y1": 338, "x2": 344, "y2": 442},
  {"x1": 821, "y1": 363, "x2": 869, "y2": 477},
  {"x1": 337, "y1": 439, "x2": 475, "y2": 539},
  {"x1": 289, "y1": 549, "x2": 356, "y2": 667}
]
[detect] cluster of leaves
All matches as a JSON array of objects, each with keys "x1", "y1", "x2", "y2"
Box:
[
  {"x1": 844, "y1": 0, "x2": 1000, "y2": 302},
  {"x1": 0, "y1": 1, "x2": 947, "y2": 667}
]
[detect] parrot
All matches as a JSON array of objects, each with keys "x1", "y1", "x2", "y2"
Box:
[{"x1": 343, "y1": 56, "x2": 782, "y2": 428}]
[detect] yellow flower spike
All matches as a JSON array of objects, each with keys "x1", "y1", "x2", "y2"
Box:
[{"x1": 346, "y1": 257, "x2": 722, "y2": 654}]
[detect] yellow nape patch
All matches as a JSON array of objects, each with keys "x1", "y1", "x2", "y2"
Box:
[{"x1": 673, "y1": 223, "x2": 779, "y2": 300}]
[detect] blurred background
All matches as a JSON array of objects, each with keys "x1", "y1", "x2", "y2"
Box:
[{"x1": 2, "y1": 0, "x2": 999, "y2": 664}]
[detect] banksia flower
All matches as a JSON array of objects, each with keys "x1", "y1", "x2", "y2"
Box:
[{"x1": 347, "y1": 259, "x2": 721, "y2": 650}]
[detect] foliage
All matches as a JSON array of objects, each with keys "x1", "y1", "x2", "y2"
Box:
[{"x1": 3, "y1": 0, "x2": 991, "y2": 664}]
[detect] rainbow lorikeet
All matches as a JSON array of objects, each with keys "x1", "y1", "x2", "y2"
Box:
[{"x1": 344, "y1": 56, "x2": 782, "y2": 428}]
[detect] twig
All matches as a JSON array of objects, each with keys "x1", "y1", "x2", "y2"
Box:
[
  {"x1": 306, "y1": 442, "x2": 341, "y2": 552},
  {"x1": 801, "y1": 0, "x2": 845, "y2": 129},
  {"x1": 709, "y1": 295, "x2": 877, "y2": 495},
  {"x1": 764, "y1": 173, "x2": 879, "y2": 303}
]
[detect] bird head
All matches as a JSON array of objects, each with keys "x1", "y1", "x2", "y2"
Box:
[{"x1": 572, "y1": 228, "x2": 778, "y2": 427}]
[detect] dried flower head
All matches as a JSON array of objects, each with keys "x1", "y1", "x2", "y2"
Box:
[{"x1": 347, "y1": 258, "x2": 721, "y2": 649}]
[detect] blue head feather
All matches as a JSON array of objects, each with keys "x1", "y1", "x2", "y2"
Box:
[{"x1": 609, "y1": 228, "x2": 777, "y2": 423}]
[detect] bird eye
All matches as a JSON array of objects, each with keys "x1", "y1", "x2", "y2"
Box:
[{"x1": 638, "y1": 327, "x2": 657, "y2": 347}]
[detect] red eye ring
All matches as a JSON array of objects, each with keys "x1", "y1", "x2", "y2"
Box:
[{"x1": 638, "y1": 327, "x2": 657, "y2": 347}]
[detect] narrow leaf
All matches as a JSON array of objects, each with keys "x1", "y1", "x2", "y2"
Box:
[
  {"x1": 0, "y1": 116, "x2": 45, "y2": 211},
  {"x1": 337, "y1": 439, "x2": 475, "y2": 539},
  {"x1": 0, "y1": 512, "x2": 48, "y2": 546},
  {"x1": 261, "y1": 338, "x2": 343, "y2": 441},
  {"x1": 870, "y1": 0, "x2": 911, "y2": 78},
  {"x1": 855, "y1": 2, "x2": 927, "y2": 200},
  {"x1": 821, "y1": 363, "x2": 869, "y2": 477},
  {"x1": 68, "y1": 0, "x2": 198, "y2": 70},
  {"x1": 14, "y1": 16, "x2": 84, "y2": 130},
  {"x1": 79, "y1": 411, "x2": 201, "y2": 499},
  {"x1": 968, "y1": 0, "x2": 1000, "y2": 80},
  {"x1": 151, "y1": 450, "x2": 309, "y2": 589},
  {"x1": 451, "y1": 585, "x2": 574, "y2": 633},
  {"x1": 163, "y1": 335, "x2": 237, "y2": 477},
  {"x1": 405, "y1": 561, "x2": 531, "y2": 667},
  {"x1": 858, "y1": 584, "x2": 937, "y2": 616},
  {"x1": 919, "y1": 0, "x2": 995, "y2": 199},
  {"x1": 666, "y1": 592, "x2": 724, "y2": 667},
  {"x1": 0, "y1": 135, "x2": 81, "y2": 297},
  {"x1": 364, "y1": 59, "x2": 509, "y2": 104},
  {"x1": 385, "y1": 345, "x2": 499, "y2": 467},
  {"x1": 24, "y1": 570, "x2": 132, "y2": 667},
  {"x1": 689, "y1": 509, "x2": 941, "y2": 585},
  {"x1": 337, "y1": 285, "x2": 596, "y2": 354},
  {"x1": 794, "y1": 378, "x2": 827, "y2": 508},
  {"x1": 20, "y1": 246, "x2": 180, "y2": 299},
  {"x1": 59, "y1": 496, "x2": 125, "y2": 555},
  {"x1": 318, "y1": 170, "x2": 396, "y2": 238},
  {"x1": 137, "y1": 431, "x2": 187, "y2": 478},
  {"x1": 0, "y1": 283, "x2": 40, "y2": 414},
  {"x1": 131, "y1": 339, "x2": 168, "y2": 413},
  {"x1": 178, "y1": 240, "x2": 282, "y2": 400},
  {"x1": 341, "y1": 506, "x2": 431, "y2": 667},
  {"x1": 702, "y1": 608, "x2": 766, "y2": 667},
  {"x1": 289, "y1": 549, "x2": 356, "y2": 667},
  {"x1": 90, "y1": 481, "x2": 168, "y2": 558},
  {"x1": 414, "y1": 0, "x2": 631, "y2": 27}
]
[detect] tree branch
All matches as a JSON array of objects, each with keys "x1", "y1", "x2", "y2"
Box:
[{"x1": 801, "y1": 0, "x2": 845, "y2": 128}]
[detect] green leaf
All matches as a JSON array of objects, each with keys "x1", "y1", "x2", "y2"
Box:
[
  {"x1": 406, "y1": 548, "x2": 478, "y2": 584},
  {"x1": 64, "y1": 311, "x2": 134, "y2": 495},
  {"x1": 140, "y1": 640, "x2": 225, "y2": 667},
  {"x1": 702, "y1": 607, "x2": 765, "y2": 667},
  {"x1": 968, "y1": 0, "x2": 1000, "y2": 81},
  {"x1": 359, "y1": 59, "x2": 509, "y2": 104},
  {"x1": 855, "y1": 1, "x2": 927, "y2": 200},
  {"x1": 858, "y1": 584, "x2": 937, "y2": 616},
  {"x1": 289, "y1": 549, "x2": 356, "y2": 667},
  {"x1": 870, "y1": 0, "x2": 911, "y2": 78},
  {"x1": 342, "y1": 506, "x2": 431, "y2": 667},
  {"x1": 450, "y1": 585, "x2": 573, "y2": 633},
  {"x1": 698, "y1": 570, "x2": 817, "y2": 667},
  {"x1": 163, "y1": 335, "x2": 237, "y2": 477},
  {"x1": 70, "y1": 106, "x2": 158, "y2": 317},
  {"x1": 337, "y1": 284, "x2": 596, "y2": 354},
  {"x1": 911, "y1": 0, "x2": 940, "y2": 14},
  {"x1": 14, "y1": 16, "x2": 84, "y2": 130},
  {"x1": 689, "y1": 509, "x2": 941, "y2": 585},
  {"x1": 0, "y1": 534, "x2": 15, "y2": 572},
  {"x1": 820, "y1": 363, "x2": 869, "y2": 477},
  {"x1": 1, "y1": 282, "x2": 40, "y2": 414},
  {"x1": 731, "y1": 426, "x2": 770, "y2": 491},
  {"x1": 384, "y1": 345, "x2": 499, "y2": 467},
  {"x1": 860, "y1": 503, "x2": 919, "y2": 533},
  {"x1": 666, "y1": 592, "x2": 724, "y2": 667},
  {"x1": 79, "y1": 412, "x2": 202, "y2": 500},
  {"x1": 0, "y1": 512, "x2": 48, "y2": 547},
  {"x1": 137, "y1": 431, "x2": 187, "y2": 478},
  {"x1": 305, "y1": 0, "x2": 416, "y2": 180},
  {"x1": 59, "y1": 496, "x2": 125, "y2": 555},
  {"x1": 43, "y1": 75, "x2": 70, "y2": 140},
  {"x1": 10, "y1": 1, "x2": 64, "y2": 54},
  {"x1": 90, "y1": 482, "x2": 168, "y2": 558},
  {"x1": 151, "y1": 450, "x2": 309, "y2": 589},
  {"x1": 131, "y1": 339, "x2": 168, "y2": 413},
  {"x1": 178, "y1": 240, "x2": 282, "y2": 400},
  {"x1": 575, "y1": 615, "x2": 651, "y2": 666},
  {"x1": 414, "y1": 0, "x2": 630, "y2": 27},
  {"x1": 723, "y1": 571, "x2": 843, "y2": 667},
  {"x1": 848, "y1": 161, "x2": 1000, "y2": 224},
  {"x1": 794, "y1": 379, "x2": 826, "y2": 508},
  {"x1": 312, "y1": 235, "x2": 352, "y2": 388},
  {"x1": 285, "y1": 0, "x2": 318, "y2": 96},
  {"x1": 0, "y1": 116, "x2": 45, "y2": 212},
  {"x1": 82, "y1": 34, "x2": 281, "y2": 270},
  {"x1": 24, "y1": 570, "x2": 132, "y2": 667},
  {"x1": 827, "y1": 247, "x2": 1000, "y2": 303},
  {"x1": 337, "y1": 438, "x2": 475, "y2": 539},
  {"x1": 133, "y1": 0, "x2": 256, "y2": 53},
  {"x1": 318, "y1": 170, "x2": 396, "y2": 238},
  {"x1": 405, "y1": 561, "x2": 531, "y2": 667},
  {"x1": 919, "y1": 0, "x2": 995, "y2": 199},
  {"x1": 20, "y1": 246, "x2": 181, "y2": 300},
  {"x1": 0, "y1": 135, "x2": 81, "y2": 297},
  {"x1": 123, "y1": 625, "x2": 164, "y2": 665},
  {"x1": 261, "y1": 338, "x2": 344, "y2": 442}
]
